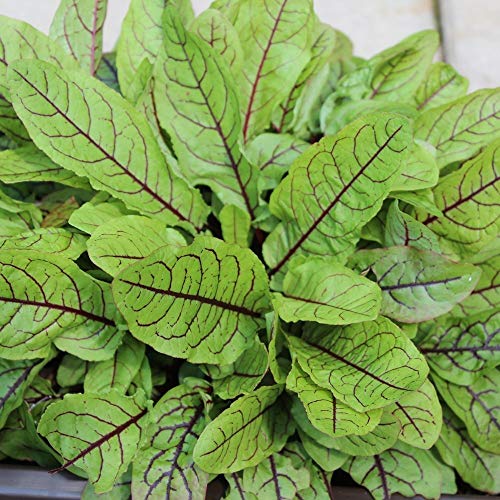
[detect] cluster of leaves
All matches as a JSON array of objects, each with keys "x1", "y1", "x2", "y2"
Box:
[{"x1": 0, "y1": 0, "x2": 498, "y2": 498}]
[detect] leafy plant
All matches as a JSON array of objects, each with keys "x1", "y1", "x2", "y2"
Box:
[{"x1": 0, "y1": 1, "x2": 498, "y2": 499}]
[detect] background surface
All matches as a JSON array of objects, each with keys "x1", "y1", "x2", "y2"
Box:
[{"x1": 0, "y1": 0, "x2": 498, "y2": 90}]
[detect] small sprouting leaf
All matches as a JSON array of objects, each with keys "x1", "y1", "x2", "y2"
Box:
[
  {"x1": 353, "y1": 246, "x2": 481, "y2": 323},
  {"x1": 415, "y1": 88, "x2": 500, "y2": 168},
  {"x1": 95, "y1": 52, "x2": 119, "y2": 93},
  {"x1": 388, "y1": 379, "x2": 442, "y2": 449},
  {"x1": 8, "y1": 60, "x2": 208, "y2": 232},
  {"x1": 286, "y1": 362, "x2": 382, "y2": 437},
  {"x1": 87, "y1": 215, "x2": 185, "y2": 276},
  {"x1": 298, "y1": 430, "x2": 348, "y2": 472},
  {"x1": 288, "y1": 316, "x2": 428, "y2": 412},
  {"x1": 114, "y1": 236, "x2": 270, "y2": 364},
  {"x1": 433, "y1": 370, "x2": 500, "y2": 453},
  {"x1": 84, "y1": 336, "x2": 145, "y2": 395},
  {"x1": 219, "y1": 205, "x2": 251, "y2": 248},
  {"x1": 418, "y1": 310, "x2": 500, "y2": 385},
  {"x1": 236, "y1": 0, "x2": 313, "y2": 141},
  {"x1": 50, "y1": 0, "x2": 108, "y2": 75},
  {"x1": 38, "y1": 390, "x2": 149, "y2": 493},
  {"x1": 345, "y1": 440, "x2": 457, "y2": 500},
  {"x1": 275, "y1": 256, "x2": 381, "y2": 324},
  {"x1": 264, "y1": 113, "x2": 411, "y2": 281},
  {"x1": 415, "y1": 140, "x2": 500, "y2": 259},
  {"x1": 0, "y1": 251, "x2": 122, "y2": 360},
  {"x1": 132, "y1": 379, "x2": 211, "y2": 500},
  {"x1": 415, "y1": 62, "x2": 468, "y2": 111},
  {"x1": 193, "y1": 385, "x2": 294, "y2": 473},
  {"x1": 436, "y1": 407, "x2": 500, "y2": 494},
  {"x1": 267, "y1": 312, "x2": 290, "y2": 384}
]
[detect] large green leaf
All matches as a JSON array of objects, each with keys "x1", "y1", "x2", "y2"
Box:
[
  {"x1": 288, "y1": 317, "x2": 428, "y2": 412},
  {"x1": 50, "y1": 0, "x2": 108, "y2": 75},
  {"x1": 416, "y1": 140, "x2": 500, "y2": 258},
  {"x1": 0, "y1": 251, "x2": 122, "y2": 360},
  {"x1": 415, "y1": 88, "x2": 500, "y2": 168},
  {"x1": 264, "y1": 114, "x2": 411, "y2": 282},
  {"x1": 132, "y1": 379, "x2": 211, "y2": 500},
  {"x1": 38, "y1": 390, "x2": 149, "y2": 493},
  {"x1": 274, "y1": 256, "x2": 381, "y2": 324},
  {"x1": 353, "y1": 246, "x2": 481, "y2": 323},
  {"x1": 193, "y1": 385, "x2": 293, "y2": 473},
  {"x1": 419, "y1": 310, "x2": 500, "y2": 385},
  {"x1": 235, "y1": 0, "x2": 313, "y2": 141},
  {"x1": 433, "y1": 370, "x2": 499, "y2": 453},
  {"x1": 153, "y1": 8, "x2": 258, "y2": 215},
  {"x1": 113, "y1": 236, "x2": 271, "y2": 364},
  {"x1": 8, "y1": 60, "x2": 208, "y2": 232}
]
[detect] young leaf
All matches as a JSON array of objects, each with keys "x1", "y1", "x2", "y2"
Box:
[
  {"x1": 419, "y1": 310, "x2": 500, "y2": 385},
  {"x1": 82, "y1": 469, "x2": 131, "y2": 499},
  {"x1": 87, "y1": 215, "x2": 186, "y2": 277},
  {"x1": 297, "y1": 464, "x2": 335, "y2": 500},
  {"x1": 132, "y1": 380, "x2": 211, "y2": 500},
  {"x1": 236, "y1": 0, "x2": 313, "y2": 141},
  {"x1": 274, "y1": 256, "x2": 381, "y2": 325},
  {"x1": 415, "y1": 88, "x2": 500, "y2": 168},
  {"x1": 436, "y1": 408, "x2": 500, "y2": 494},
  {"x1": 298, "y1": 430, "x2": 348, "y2": 472},
  {"x1": 153, "y1": 8, "x2": 258, "y2": 216},
  {"x1": 433, "y1": 370, "x2": 500, "y2": 453},
  {"x1": 345, "y1": 441, "x2": 457, "y2": 500},
  {"x1": 38, "y1": 390, "x2": 149, "y2": 493},
  {"x1": 8, "y1": 60, "x2": 208, "y2": 232},
  {"x1": 56, "y1": 354, "x2": 89, "y2": 388},
  {"x1": 267, "y1": 312, "x2": 290, "y2": 385},
  {"x1": 50, "y1": 0, "x2": 108, "y2": 75},
  {"x1": 264, "y1": 113, "x2": 411, "y2": 281},
  {"x1": 288, "y1": 317, "x2": 428, "y2": 412},
  {"x1": 95, "y1": 52, "x2": 119, "y2": 93},
  {"x1": 0, "y1": 251, "x2": 122, "y2": 360},
  {"x1": 388, "y1": 378, "x2": 442, "y2": 449},
  {"x1": 113, "y1": 236, "x2": 271, "y2": 364},
  {"x1": 193, "y1": 385, "x2": 294, "y2": 473},
  {"x1": 219, "y1": 205, "x2": 251, "y2": 248},
  {"x1": 353, "y1": 246, "x2": 481, "y2": 323}
]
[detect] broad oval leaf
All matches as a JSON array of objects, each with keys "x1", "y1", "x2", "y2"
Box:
[
  {"x1": 415, "y1": 88, "x2": 500, "y2": 168},
  {"x1": 275, "y1": 256, "x2": 381, "y2": 324},
  {"x1": 8, "y1": 60, "x2": 208, "y2": 232},
  {"x1": 193, "y1": 385, "x2": 294, "y2": 473},
  {"x1": 38, "y1": 390, "x2": 149, "y2": 494},
  {"x1": 264, "y1": 113, "x2": 411, "y2": 282},
  {"x1": 288, "y1": 317, "x2": 428, "y2": 412},
  {"x1": 0, "y1": 251, "x2": 122, "y2": 361},
  {"x1": 132, "y1": 379, "x2": 211, "y2": 500},
  {"x1": 113, "y1": 236, "x2": 271, "y2": 364}
]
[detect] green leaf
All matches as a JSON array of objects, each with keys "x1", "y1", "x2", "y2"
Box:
[
  {"x1": 116, "y1": 0, "x2": 194, "y2": 99},
  {"x1": 38, "y1": 390, "x2": 149, "y2": 493},
  {"x1": 415, "y1": 62, "x2": 468, "y2": 111},
  {"x1": 95, "y1": 52, "x2": 119, "y2": 93},
  {"x1": 391, "y1": 188, "x2": 443, "y2": 217},
  {"x1": 267, "y1": 312, "x2": 290, "y2": 385},
  {"x1": 87, "y1": 215, "x2": 186, "y2": 277},
  {"x1": 433, "y1": 370, "x2": 500, "y2": 453},
  {"x1": 193, "y1": 385, "x2": 294, "y2": 473},
  {"x1": 419, "y1": 310, "x2": 500, "y2": 385},
  {"x1": 113, "y1": 236, "x2": 271, "y2": 364},
  {"x1": 286, "y1": 362, "x2": 382, "y2": 437},
  {"x1": 153, "y1": 8, "x2": 258, "y2": 216},
  {"x1": 219, "y1": 205, "x2": 251, "y2": 248},
  {"x1": 50, "y1": 0, "x2": 108, "y2": 75},
  {"x1": 298, "y1": 430, "x2": 348, "y2": 472},
  {"x1": 297, "y1": 463, "x2": 335, "y2": 500},
  {"x1": 288, "y1": 317, "x2": 428, "y2": 412},
  {"x1": 388, "y1": 379, "x2": 442, "y2": 449},
  {"x1": 436, "y1": 407, "x2": 500, "y2": 494},
  {"x1": 415, "y1": 140, "x2": 500, "y2": 259},
  {"x1": 345, "y1": 440, "x2": 456, "y2": 500},
  {"x1": 264, "y1": 113, "x2": 411, "y2": 283},
  {"x1": 274, "y1": 256, "x2": 381, "y2": 324},
  {"x1": 56, "y1": 354, "x2": 89, "y2": 388},
  {"x1": 129, "y1": 356, "x2": 153, "y2": 400},
  {"x1": 353, "y1": 246, "x2": 481, "y2": 323},
  {"x1": 8, "y1": 59, "x2": 208, "y2": 232},
  {"x1": 0, "y1": 251, "x2": 123, "y2": 360},
  {"x1": 236, "y1": 0, "x2": 313, "y2": 142},
  {"x1": 82, "y1": 469, "x2": 131, "y2": 499},
  {"x1": 415, "y1": 88, "x2": 500, "y2": 168},
  {"x1": 132, "y1": 380, "x2": 211, "y2": 500}
]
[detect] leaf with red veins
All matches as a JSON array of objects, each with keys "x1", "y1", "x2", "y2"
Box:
[
  {"x1": 8, "y1": 60, "x2": 208, "y2": 232},
  {"x1": 50, "y1": 0, "x2": 108, "y2": 75},
  {"x1": 236, "y1": 0, "x2": 313, "y2": 142}
]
